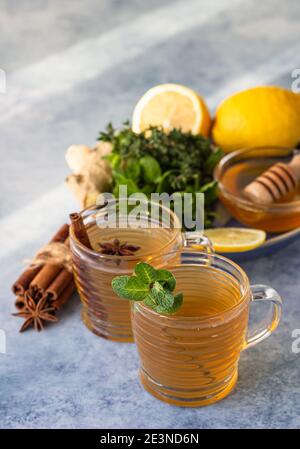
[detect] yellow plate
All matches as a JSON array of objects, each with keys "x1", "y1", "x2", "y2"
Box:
[{"x1": 204, "y1": 227, "x2": 266, "y2": 253}]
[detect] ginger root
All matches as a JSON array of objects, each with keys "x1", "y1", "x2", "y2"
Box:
[{"x1": 65, "y1": 141, "x2": 112, "y2": 208}]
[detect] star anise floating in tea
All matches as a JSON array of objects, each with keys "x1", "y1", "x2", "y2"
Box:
[
  {"x1": 98, "y1": 239, "x2": 140, "y2": 256},
  {"x1": 13, "y1": 286, "x2": 58, "y2": 332}
]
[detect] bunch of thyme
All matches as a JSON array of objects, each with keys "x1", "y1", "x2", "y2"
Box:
[{"x1": 99, "y1": 122, "x2": 222, "y2": 227}]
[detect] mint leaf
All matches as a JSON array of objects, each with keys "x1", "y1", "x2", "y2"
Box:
[
  {"x1": 113, "y1": 173, "x2": 139, "y2": 196},
  {"x1": 140, "y1": 156, "x2": 161, "y2": 182},
  {"x1": 170, "y1": 292, "x2": 183, "y2": 312},
  {"x1": 125, "y1": 158, "x2": 141, "y2": 181},
  {"x1": 111, "y1": 275, "x2": 149, "y2": 301},
  {"x1": 153, "y1": 292, "x2": 183, "y2": 314},
  {"x1": 134, "y1": 262, "x2": 157, "y2": 285},
  {"x1": 111, "y1": 276, "x2": 131, "y2": 299},
  {"x1": 106, "y1": 153, "x2": 121, "y2": 168},
  {"x1": 125, "y1": 277, "x2": 149, "y2": 300},
  {"x1": 143, "y1": 294, "x2": 157, "y2": 307},
  {"x1": 111, "y1": 262, "x2": 184, "y2": 314},
  {"x1": 156, "y1": 269, "x2": 176, "y2": 291},
  {"x1": 151, "y1": 281, "x2": 174, "y2": 309},
  {"x1": 155, "y1": 169, "x2": 177, "y2": 193},
  {"x1": 152, "y1": 305, "x2": 166, "y2": 314}
]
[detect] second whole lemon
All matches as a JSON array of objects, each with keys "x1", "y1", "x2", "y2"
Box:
[{"x1": 212, "y1": 86, "x2": 300, "y2": 152}]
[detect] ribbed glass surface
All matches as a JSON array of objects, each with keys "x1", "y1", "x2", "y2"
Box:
[
  {"x1": 71, "y1": 220, "x2": 182, "y2": 342},
  {"x1": 132, "y1": 256, "x2": 250, "y2": 406}
]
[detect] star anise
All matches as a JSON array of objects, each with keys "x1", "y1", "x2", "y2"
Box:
[
  {"x1": 13, "y1": 287, "x2": 58, "y2": 332},
  {"x1": 98, "y1": 239, "x2": 140, "y2": 256}
]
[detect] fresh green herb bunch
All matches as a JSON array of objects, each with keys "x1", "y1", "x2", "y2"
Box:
[
  {"x1": 111, "y1": 262, "x2": 183, "y2": 314},
  {"x1": 98, "y1": 122, "x2": 223, "y2": 228}
]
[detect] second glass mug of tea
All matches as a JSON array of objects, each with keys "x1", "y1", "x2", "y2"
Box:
[
  {"x1": 131, "y1": 250, "x2": 282, "y2": 407},
  {"x1": 69, "y1": 199, "x2": 209, "y2": 342}
]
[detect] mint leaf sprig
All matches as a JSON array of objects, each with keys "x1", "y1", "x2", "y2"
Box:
[{"x1": 111, "y1": 262, "x2": 183, "y2": 314}]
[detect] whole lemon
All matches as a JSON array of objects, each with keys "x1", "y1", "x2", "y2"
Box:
[{"x1": 212, "y1": 86, "x2": 300, "y2": 152}]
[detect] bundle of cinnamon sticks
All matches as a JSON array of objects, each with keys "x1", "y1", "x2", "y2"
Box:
[{"x1": 12, "y1": 224, "x2": 75, "y2": 332}]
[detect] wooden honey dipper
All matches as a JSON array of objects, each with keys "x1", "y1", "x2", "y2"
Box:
[{"x1": 243, "y1": 152, "x2": 300, "y2": 204}]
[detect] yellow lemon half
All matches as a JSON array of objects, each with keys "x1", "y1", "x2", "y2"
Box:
[
  {"x1": 132, "y1": 84, "x2": 211, "y2": 136},
  {"x1": 204, "y1": 227, "x2": 266, "y2": 252},
  {"x1": 212, "y1": 86, "x2": 300, "y2": 152}
]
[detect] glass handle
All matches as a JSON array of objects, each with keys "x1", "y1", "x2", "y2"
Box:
[
  {"x1": 244, "y1": 284, "x2": 282, "y2": 350},
  {"x1": 183, "y1": 232, "x2": 214, "y2": 253}
]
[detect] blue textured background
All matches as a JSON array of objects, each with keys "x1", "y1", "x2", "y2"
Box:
[{"x1": 0, "y1": 0, "x2": 300, "y2": 429}]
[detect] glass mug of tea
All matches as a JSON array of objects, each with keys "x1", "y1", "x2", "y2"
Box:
[
  {"x1": 131, "y1": 250, "x2": 282, "y2": 407},
  {"x1": 70, "y1": 199, "x2": 210, "y2": 342}
]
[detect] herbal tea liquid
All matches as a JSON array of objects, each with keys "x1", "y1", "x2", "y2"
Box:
[
  {"x1": 71, "y1": 223, "x2": 182, "y2": 342},
  {"x1": 132, "y1": 264, "x2": 249, "y2": 406}
]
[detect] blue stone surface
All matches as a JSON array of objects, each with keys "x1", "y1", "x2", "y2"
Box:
[{"x1": 0, "y1": 0, "x2": 300, "y2": 429}]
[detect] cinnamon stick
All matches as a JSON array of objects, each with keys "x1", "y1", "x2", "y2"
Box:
[
  {"x1": 44, "y1": 236, "x2": 72, "y2": 300},
  {"x1": 12, "y1": 224, "x2": 76, "y2": 332},
  {"x1": 69, "y1": 212, "x2": 92, "y2": 249},
  {"x1": 52, "y1": 281, "x2": 75, "y2": 310},
  {"x1": 12, "y1": 224, "x2": 70, "y2": 295},
  {"x1": 29, "y1": 225, "x2": 70, "y2": 291},
  {"x1": 14, "y1": 296, "x2": 26, "y2": 311},
  {"x1": 51, "y1": 223, "x2": 70, "y2": 242},
  {"x1": 12, "y1": 266, "x2": 41, "y2": 295},
  {"x1": 15, "y1": 286, "x2": 42, "y2": 311},
  {"x1": 46, "y1": 268, "x2": 73, "y2": 300}
]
